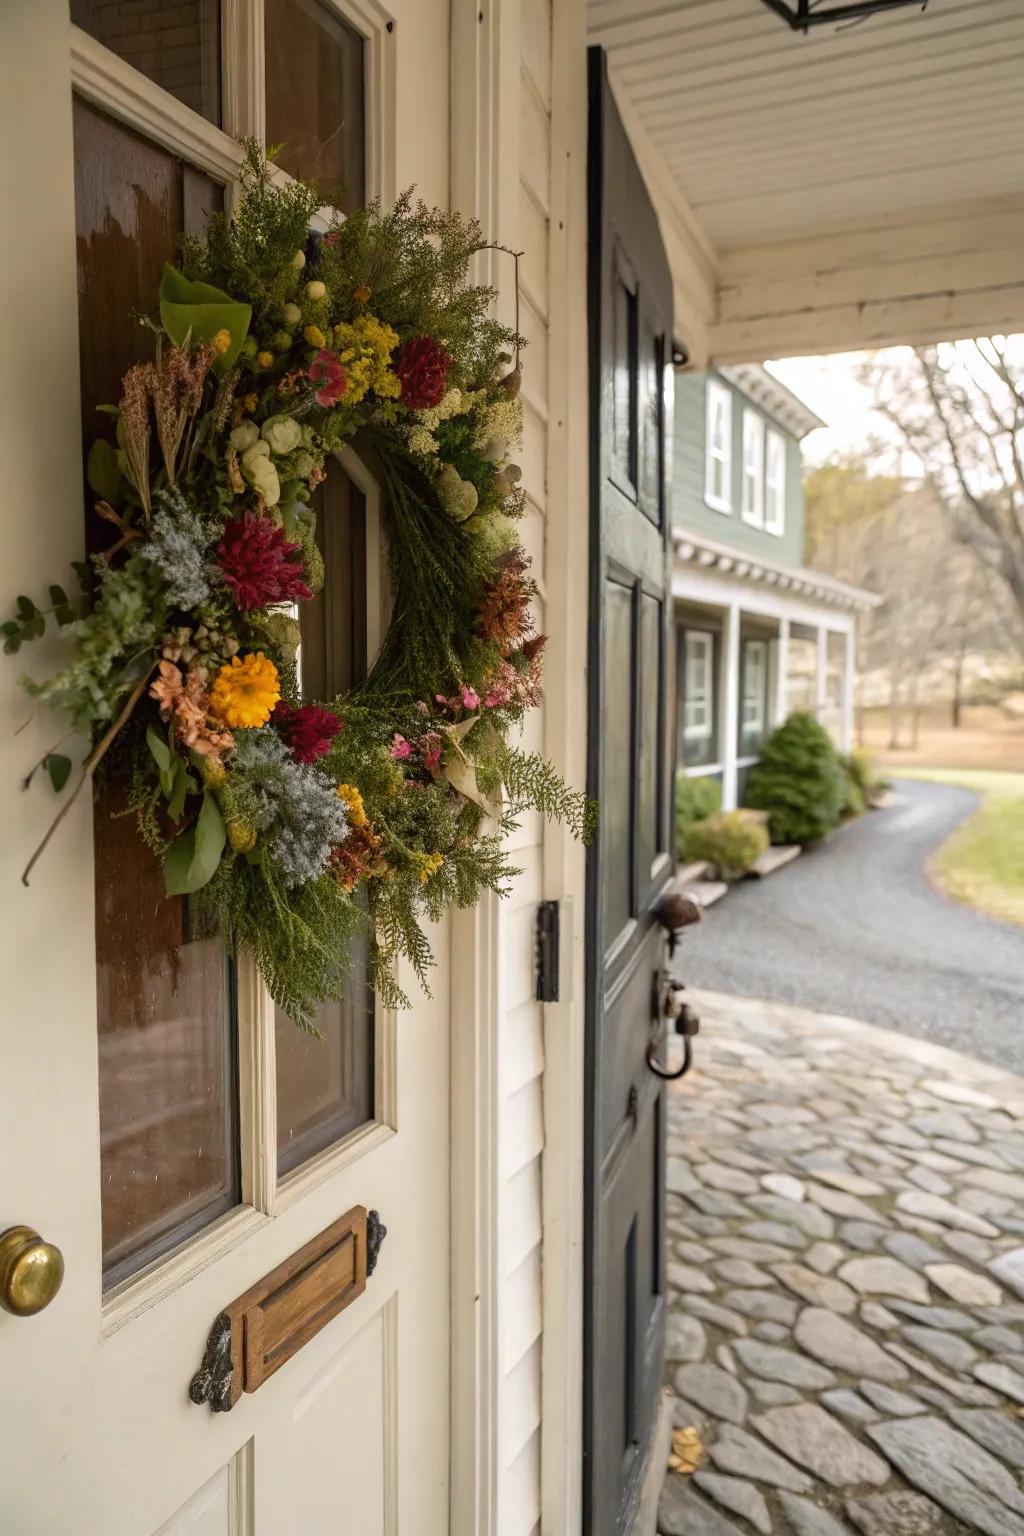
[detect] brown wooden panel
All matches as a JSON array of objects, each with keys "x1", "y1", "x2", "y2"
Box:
[{"x1": 190, "y1": 1207, "x2": 385, "y2": 1410}]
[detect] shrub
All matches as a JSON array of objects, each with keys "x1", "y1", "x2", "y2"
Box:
[
  {"x1": 675, "y1": 772, "x2": 722, "y2": 847},
  {"x1": 838, "y1": 760, "x2": 866, "y2": 819},
  {"x1": 745, "y1": 712, "x2": 842, "y2": 846},
  {"x1": 680, "y1": 810, "x2": 769, "y2": 879}
]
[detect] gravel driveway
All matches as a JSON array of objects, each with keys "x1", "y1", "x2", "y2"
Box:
[{"x1": 676, "y1": 778, "x2": 1024, "y2": 1074}]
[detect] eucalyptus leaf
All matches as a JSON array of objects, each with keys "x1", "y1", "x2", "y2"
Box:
[
  {"x1": 158, "y1": 264, "x2": 251, "y2": 376},
  {"x1": 86, "y1": 440, "x2": 124, "y2": 504},
  {"x1": 146, "y1": 724, "x2": 171, "y2": 774},
  {"x1": 167, "y1": 758, "x2": 192, "y2": 823},
  {"x1": 163, "y1": 790, "x2": 226, "y2": 896},
  {"x1": 45, "y1": 754, "x2": 72, "y2": 793}
]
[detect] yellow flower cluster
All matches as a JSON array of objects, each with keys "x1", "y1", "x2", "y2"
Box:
[
  {"x1": 227, "y1": 818, "x2": 258, "y2": 854},
  {"x1": 208, "y1": 652, "x2": 281, "y2": 728},
  {"x1": 336, "y1": 782, "x2": 368, "y2": 828},
  {"x1": 413, "y1": 851, "x2": 444, "y2": 885},
  {"x1": 331, "y1": 314, "x2": 401, "y2": 405}
]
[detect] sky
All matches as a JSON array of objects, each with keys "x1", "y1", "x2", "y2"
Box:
[{"x1": 766, "y1": 351, "x2": 908, "y2": 469}]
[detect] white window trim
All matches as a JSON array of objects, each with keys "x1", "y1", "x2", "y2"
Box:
[
  {"x1": 741, "y1": 409, "x2": 765, "y2": 528},
  {"x1": 742, "y1": 639, "x2": 767, "y2": 735},
  {"x1": 683, "y1": 630, "x2": 714, "y2": 742},
  {"x1": 705, "y1": 379, "x2": 733, "y2": 513},
  {"x1": 765, "y1": 427, "x2": 786, "y2": 536}
]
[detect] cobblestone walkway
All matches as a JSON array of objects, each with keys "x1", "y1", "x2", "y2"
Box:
[{"x1": 661, "y1": 991, "x2": 1024, "y2": 1536}]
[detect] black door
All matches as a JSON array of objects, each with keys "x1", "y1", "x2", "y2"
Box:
[{"x1": 585, "y1": 47, "x2": 675, "y2": 1536}]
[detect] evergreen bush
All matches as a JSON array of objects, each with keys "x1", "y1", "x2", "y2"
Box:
[
  {"x1": 680, "y1": 810, "x2": 768, "y2": 879},
  {"x1": 745, "y1": 712, "x2": 842, "y2": 846},
  {"x1": 675, "y1": 772, "x2": 722, "y2": 849}
]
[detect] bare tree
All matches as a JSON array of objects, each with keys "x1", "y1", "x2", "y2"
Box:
[{"x1": 862, "y1": 339, "x2": 1024, "y2": 633}]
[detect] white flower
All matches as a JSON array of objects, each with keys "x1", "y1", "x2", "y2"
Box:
[
  {"x1": 241, "y1": 440, "x2": 281, "y2": 506},
  {"x1": 305, "y1": 279, "x2": 326, "y2": 301},
  {"x1": 408, "y1": 425, "x2": 439, "y2": 458},
  {"x1": 291, "y1": 250, "x2": 306, "y2": 270},
  {"x1": 229, "y1": 420, "x2": 260, "y2": 452},
  {"x1": 479, "y1": 437, "x2": 507, "y2": 464},
  {"x1": 283, "y1": 302, "x2": 302, "y2": 325},
  {"x1": 436, "y1": 462, "x2": 478, "y2": 522},
  {"x1": 292, "y1": 450, "x2": 315, "y2": 478},
  {"x1": 261, "y1": 414, "x2": 303, "y2": 455}
]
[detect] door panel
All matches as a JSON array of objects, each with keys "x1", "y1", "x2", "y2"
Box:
[
  {"x1": 0, "y1": 3, "x2": 450, "y2": 1531},
  {"x1": 586, "y1": 47, "x2": 674, "y2": 1536}
]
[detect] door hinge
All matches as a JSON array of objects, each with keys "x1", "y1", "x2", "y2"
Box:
[{"x1": 536, "y1": 899, "x2": 560, "y2": 1002}]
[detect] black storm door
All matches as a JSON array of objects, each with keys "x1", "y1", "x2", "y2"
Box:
[{"x1": 585, "y1": 47, "x2": 675, "y2": 1536}]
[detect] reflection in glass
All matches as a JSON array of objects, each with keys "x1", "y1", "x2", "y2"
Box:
[
  {"x1": 266, "y1": 0, "x2": 366, "y2": 209},
  {"x1": 275, "y1": 473, "x2": 375, "y2": 1175},
  {"x1": 71, "y1": 0, "x2": 222, "y2": 126},
  {"x1": 74, "y1": 97, "x2": 239, "y2": 1288},
  {"x1": 637, "y1": 595, "x2": 662, "y2": 882},
  {"x1": 603, "y1": 580, "x2": 634, "y2": 948}
]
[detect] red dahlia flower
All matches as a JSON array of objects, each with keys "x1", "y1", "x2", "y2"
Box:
[
  {"x1": 394, "y1": 336, "x2": 451, "y2": 409},
  {"x1": 309, "y1": 348, "x2": 349, "y2": 407},
  {"x1": 272, "y1": 701, "x2": 342, "y2": 763},
  {"x1": 217, "y1": 511, "x2": 312, "y2": 611}
]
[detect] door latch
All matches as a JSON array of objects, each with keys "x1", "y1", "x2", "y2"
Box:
[{"x1": 647, "y1": 975, "x2": 700, "y2": 1080}]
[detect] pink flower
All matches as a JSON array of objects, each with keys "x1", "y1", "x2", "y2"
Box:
[
  {"x1": 461, "y1": 685, "x2": 480, "y2": 711},
  {"x1": 309, "y1": 349, "x2": 348, "y2": 407},
  {"x1": 390, "y1": 733, "x2": 412, "y2": 760},
  {"x1": 422, "y1": 732, "x2": 443, "y2": 772}
]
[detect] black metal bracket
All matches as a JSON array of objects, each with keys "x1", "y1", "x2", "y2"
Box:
[
  {"x1": 367, "y1": 1210, "x2": 387, "y2": 1276},
  {"x1": 760, "y1": 0, "x2": 927, "y2": 32},
  {"x1": 189, "y1": 1312, "x2": 234, "y2": 1412},
  {"x1": 536, "y1": 899, "x2": 560, "y2": 1002}
]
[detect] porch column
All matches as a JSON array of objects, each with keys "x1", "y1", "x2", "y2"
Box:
[
  {"x1": 775, "y1": 616, "x2": 790, "y2": 726},
  {"x1": 842, "y1": 625, "x2": 856, "y2": 751},
  {"x1": 816, "y1": 625, "x2": 829, "y2": 722},
  {"x1": 721, "y1": 603, "x2": 740, "y2": 811}
]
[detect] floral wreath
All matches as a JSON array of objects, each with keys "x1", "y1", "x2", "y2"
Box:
[{"x1": 8, "y1": 146, "x2": 593, "y2": 1030}]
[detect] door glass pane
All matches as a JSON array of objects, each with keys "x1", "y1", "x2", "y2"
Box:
[
  {"x1": 637, "y1": 316, "x2": 662, "y2": 525},
  {"x1": 276, "y1": 472, "x2": 375, "y2": 1176},
  {"x1": 611, "y1": 271, "x2": 638, "y2": 494},
  {"x1": 73, "y1": 98, "x2": 239, "y2": 1289},
  {"x1": 602, "y1": 580, "x2": 634, "y2": 948},
  {"x1": 71, "y1": 0, "x2": 222, "y2": 126},
  {"x1": 637, "y1": 594, "x2": 663, "y2": 881},
  {"x1": 265, "y1": 0, "x2": 366, "y2": 209}
]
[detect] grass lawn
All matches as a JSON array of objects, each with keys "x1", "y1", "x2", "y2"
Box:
[{"x1": 904, "y1": 768, "x2": 1024, "y2": 928}]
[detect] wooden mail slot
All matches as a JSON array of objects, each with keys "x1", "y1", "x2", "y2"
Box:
[{"x1": 190, "y1": 1205, "x2": 387, "y2": 1412}]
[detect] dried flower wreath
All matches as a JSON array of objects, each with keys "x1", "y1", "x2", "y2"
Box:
[{"x1": 7, "y1": 145, "x2": 593, "y2": 1029}]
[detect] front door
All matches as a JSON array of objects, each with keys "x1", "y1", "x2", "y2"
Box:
[
  {"x1": 584, "y1": 47, "x2": 675, "y2": 1536},
  {"x1": 1, "y1": 4, "x2": 449, "y2": 1532}
]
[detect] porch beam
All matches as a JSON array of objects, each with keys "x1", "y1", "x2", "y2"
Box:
[
  {"x1": 775, "y1": 616, "x2": 790, "y2": 728},
  {"x1": 706, "y1": 195, "x2": 1024, "y2": 363},
  {"x1": 816, "y1": 625, "x2": 829, "y2": 724}
]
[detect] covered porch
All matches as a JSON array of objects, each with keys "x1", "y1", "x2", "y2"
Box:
[{"x1": 674, "y1": 530, "x2": 878, "y2": 809}]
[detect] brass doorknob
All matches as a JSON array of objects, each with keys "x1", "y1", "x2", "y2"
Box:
[{"x1": 0, "y1": 1226, "x2": 65, "y2": 1316}]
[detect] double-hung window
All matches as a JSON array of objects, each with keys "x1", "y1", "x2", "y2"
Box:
[
  {"x1": 683, "y1": 631, "x2": 714, "y2": 743},
  {"x1": 705, "y1": 381, "x2": 732, "y2": 512},
  {"x1": 741, "y1": 409, "x2": 765, "y2": 527},
  {"x1": 765, "y1": 428, "x2": 786, "y2": 535},
  {"x1": 741, "y1": 639, "x2": 768, "y2": 754}
]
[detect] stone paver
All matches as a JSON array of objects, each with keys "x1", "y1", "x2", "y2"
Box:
[{"x1": 659, "y1": 991, "x2": 1024, "y2": 1536}]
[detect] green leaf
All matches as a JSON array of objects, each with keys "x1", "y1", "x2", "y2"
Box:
[
  {"x1": 15, "y1": 595, "x2": 36, "y2": 621},
  {"x1": 86, "y1": 439, "x2": 124, "y2": 504},
  {"x1": 45, "y1": 754, "x2": 73, "y2": 793},
  {"x1": 146, "y1": 724, "x2": 171, "y2": 774},
  {"x1": 71, "y1": 561, "x2": 92, "y2": 592},
  {"x1": 158, "y1": 264, "x2": 251, "y2": 376},
  {"x1": 3, "y1": 635, "x2": 21, "y2": 655},
  {"x1": 167, "y1": 758, "x2": 193, "y2": 823},
  {"x1": 163, "y1": 790, "x2": 226, "y2": 896}
]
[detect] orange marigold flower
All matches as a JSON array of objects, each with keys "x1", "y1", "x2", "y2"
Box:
[{"x1": 208, "y1": 652, "x2": 281, "y2": 729}]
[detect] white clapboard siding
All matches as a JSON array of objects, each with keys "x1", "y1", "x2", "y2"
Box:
[{"x1": 497, "y1": 8, "x2": 553, "y2": 1534}]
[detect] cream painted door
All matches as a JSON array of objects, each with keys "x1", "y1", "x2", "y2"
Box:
[{"x1": 0, "y1": 3, "x2": 450, "y2": 1533}]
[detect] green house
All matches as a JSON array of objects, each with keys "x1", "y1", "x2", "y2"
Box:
[{"x1": 673, "y1": 364, "x2": 878, "y2": 809}]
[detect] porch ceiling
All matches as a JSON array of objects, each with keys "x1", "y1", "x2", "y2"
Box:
[{"x1": 588, "y1": 0, "x2": 1024, "y2": 363}]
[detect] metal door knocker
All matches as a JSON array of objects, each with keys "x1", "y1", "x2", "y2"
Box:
[{"x1": 647, "y1": 976, "x2": 700, "y2": 1080}]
